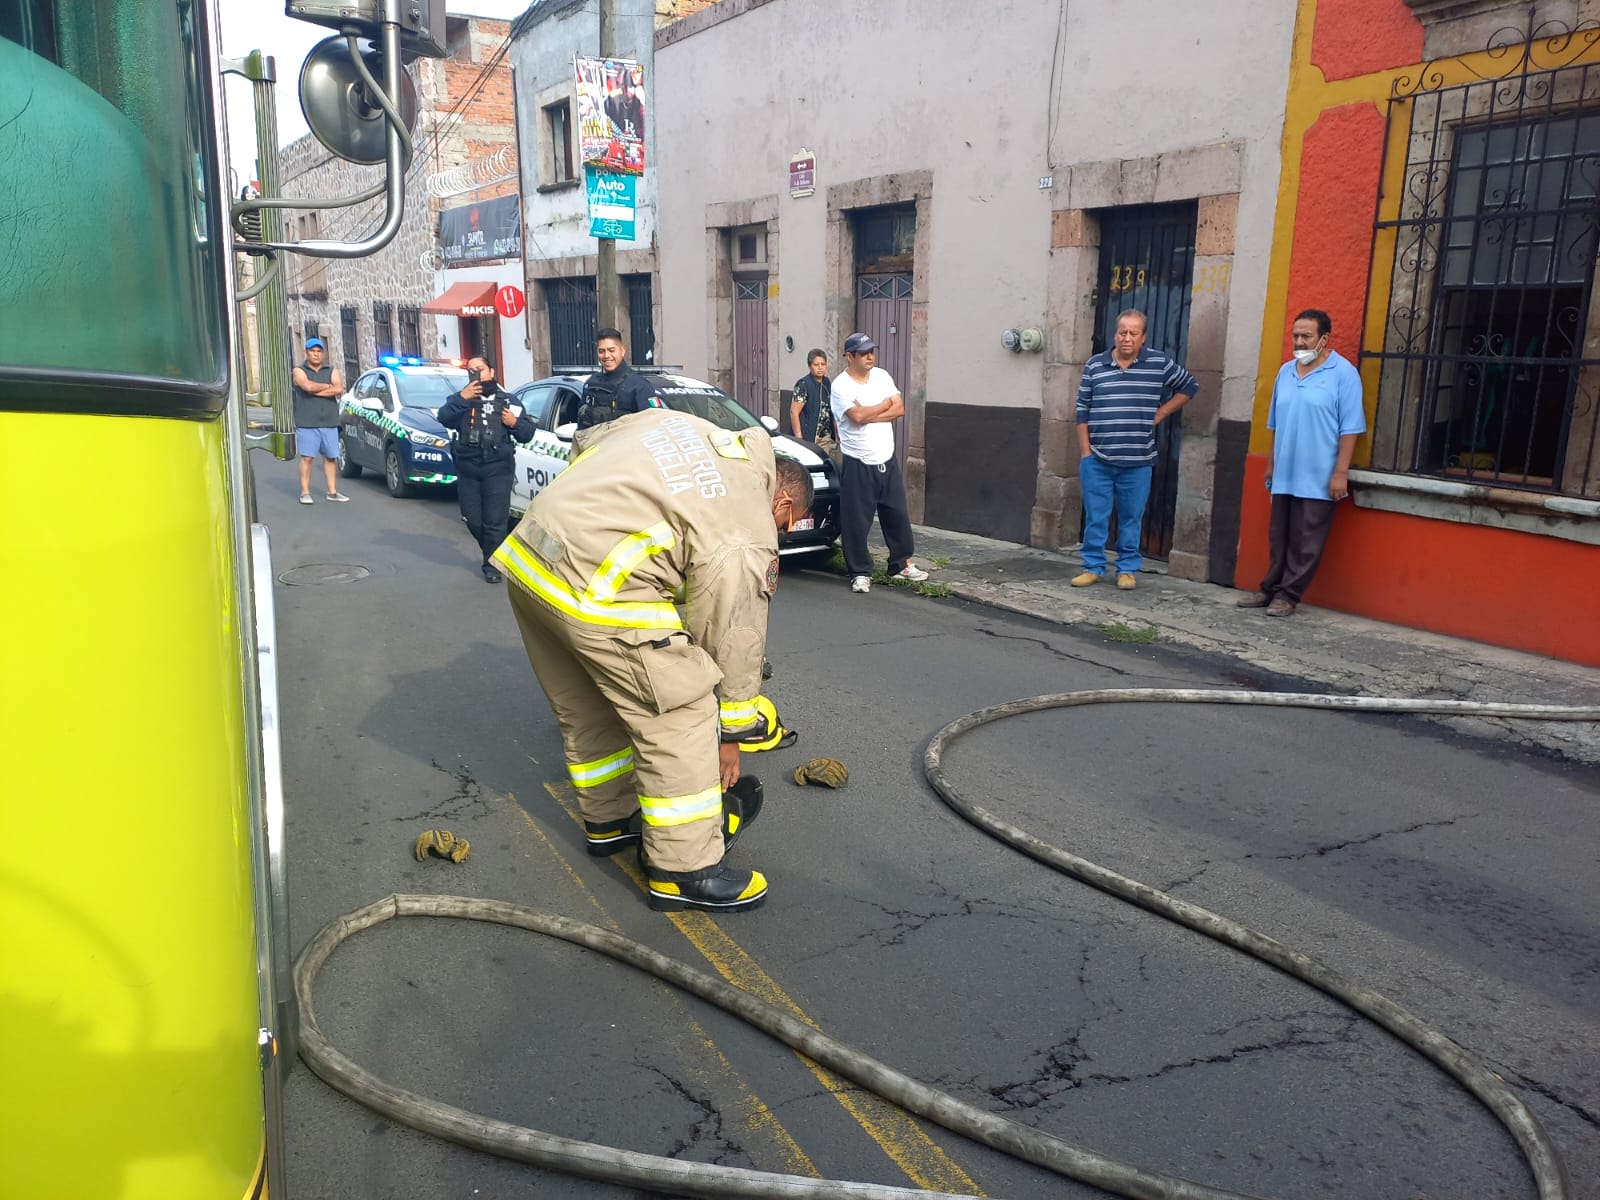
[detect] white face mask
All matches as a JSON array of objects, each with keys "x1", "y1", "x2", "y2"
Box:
[{"x1": 1292, "y1": 337, "x2": 1324, "y2": 366}]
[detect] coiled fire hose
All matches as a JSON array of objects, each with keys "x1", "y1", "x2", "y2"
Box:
[{"x1": 294, "y1": 689, "x2": 1598, "y2": 1200}]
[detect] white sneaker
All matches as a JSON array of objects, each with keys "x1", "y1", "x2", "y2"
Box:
[
  {"x1": 325, "y1": 492, "x2": 350, "y2": 503},
  {"x1": 894, "y1": 562, "x2": 929, "y2": 582},
  {"x1": 298, "y1": 494, "x2": 313, "y2": 505},
  {"x1": 850, "y1": 575, "x2": 871, "y2": 593}
]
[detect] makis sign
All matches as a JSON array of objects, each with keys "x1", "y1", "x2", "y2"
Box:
[{"x1": 439, "y1": 194, "x2": 522, "y2": 266}]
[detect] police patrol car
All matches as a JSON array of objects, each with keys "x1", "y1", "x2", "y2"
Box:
[
  {"x1": 336, "y1": 357, "x2": 464, "y2": 497},
  {"x1": 508, "y1": 371, "x2": 841, "y2": 555}
]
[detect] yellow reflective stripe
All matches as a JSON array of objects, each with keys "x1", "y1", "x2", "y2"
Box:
[
  {"x1": 719, "y1": 698, "x2": 760, "y2": 728},
  {"x1": 589, "y1": 522, "x2": 676, "y2": 603},
  {"x1": 639, "y1": 785, "x2": 723, "y2": 827},
  {"x1": 568, "y1": 747, "x2": 635, "y2": 788},
  {"x1": 493, "y1": 537, "x2": 683, "y2": 630}
]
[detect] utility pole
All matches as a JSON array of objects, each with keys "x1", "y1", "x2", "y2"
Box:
[{"x1": 595, "y1": 0, "x2": 620, "y2": 334}]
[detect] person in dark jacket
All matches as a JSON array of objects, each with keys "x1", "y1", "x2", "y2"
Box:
[
  {"x1": 576, "y1": 328, "x2": 662, "y2": 431},
  {"x1": 790, "y1": 348, "x2": 832, "y2": 443},
  {"x1": 436, "y1": 356, "x2": 536, "y2": 583}
]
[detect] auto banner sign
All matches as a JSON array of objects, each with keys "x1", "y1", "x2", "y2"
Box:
[
  {"x1": 585, "y1": 168, "x2": 636, "y2": 241},
  {"x1": 575, "y1": 56, "x2": 646, "y2": 175},
  {"x1": 439, "y1": 194, "x2": 522, "y2": 266}
]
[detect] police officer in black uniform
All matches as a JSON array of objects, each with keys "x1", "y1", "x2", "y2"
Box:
[
  {"x1": 575, "y1": 327, "x2": 663, "y2": 431},
  {"x1": 437, "y1": 356, "x2": 536, "y2": 583}
]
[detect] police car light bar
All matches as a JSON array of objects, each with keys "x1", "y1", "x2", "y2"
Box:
[{"x1": 379, "y1": 355, "x2": 428, "y2": 366}]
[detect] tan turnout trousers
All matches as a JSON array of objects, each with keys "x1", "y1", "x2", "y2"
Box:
[{"x1": 508, "y1": 584, "x2": 724, "y2": 874}]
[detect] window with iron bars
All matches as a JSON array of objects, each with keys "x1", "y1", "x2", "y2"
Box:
[
  {"x1": 373, "y1": 301, "x2": 395, "y2": 360},
  {"x1": 1364, "y1": 49, "x2": 1600, "y2": 500},
  {"x1": 398, "y1": 305, "x2": 421, "y2": 358},
  {"x1": 340, "y1": 305, "x2": 359, "y2": 380}
]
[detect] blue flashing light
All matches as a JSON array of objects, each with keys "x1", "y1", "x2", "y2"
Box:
[
  {"x1": 382, "y1": 355, "x2": 427, "y2": 367},
  {"x1": 379, "y1": 355, "x2": 399, "y2": 366}
]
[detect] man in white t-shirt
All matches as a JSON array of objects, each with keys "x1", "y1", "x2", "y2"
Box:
[{"x1": 829, "y1": 332, "x2": 928, "y2": 593}]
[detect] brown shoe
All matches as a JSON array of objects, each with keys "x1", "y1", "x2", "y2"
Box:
[
  {"x1": 1265, "y1": 597, "x2": 1297, "y2": 617},
  {"x1": 1236, "y1": 591, "x2": 1271, "y2": 609},
  {"x1": 1116, "y1": 573, "x2": 1137, "y2": 590},
  {"x1": 1070, "y1": 570, "x2": 1102, "y2": 587}
]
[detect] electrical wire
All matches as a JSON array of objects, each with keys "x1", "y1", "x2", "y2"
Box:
[{"x1": 294, "y1": 690, "x2": 1592, "y2": 1199}]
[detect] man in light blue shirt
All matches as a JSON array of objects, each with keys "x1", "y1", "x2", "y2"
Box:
[{"x1": 1238, "y1": 308, "x2": 1366, "y2": 616}]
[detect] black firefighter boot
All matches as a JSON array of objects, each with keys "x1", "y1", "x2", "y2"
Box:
[{"x1": 646, "y1": 862, "x2": 769, "y2": 913}]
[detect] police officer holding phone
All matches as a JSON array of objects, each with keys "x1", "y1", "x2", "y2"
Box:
[{"x1": 437, "y1": 356, "x2": 536, "y2": 582}]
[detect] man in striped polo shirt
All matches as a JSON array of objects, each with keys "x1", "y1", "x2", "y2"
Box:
[{"x1": 1071, "y1": 310, "x2": 1199, "y2": 589}]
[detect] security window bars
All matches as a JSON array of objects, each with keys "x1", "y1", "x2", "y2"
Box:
[
  {"x1": 398, "y1": 305, "x2": 421, "y2": 358},
  {"x1": 373, "y1": 301, "x2": 395, "y2": 359},
  {"x1": 1367, "y1": 41, "x2": 1600, "y2": 499},
  {"x1": 340, "y1": 305, "x2": 359, "y2": 379}
]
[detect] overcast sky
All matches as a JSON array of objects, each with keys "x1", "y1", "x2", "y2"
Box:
[{"x1": 218, "y1": 0, "x2": 533, "y2": 189}]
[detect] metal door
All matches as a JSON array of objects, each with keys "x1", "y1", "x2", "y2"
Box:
[
  {"x1": 856, "y1": 272, "x2": 913, "y2": 470},
  {"x1": 1092, "y1": 202, "x2": 1197, "y2": 560},
  {"x1": 733, "y1": 276, "x2": 770, "y2": 419}
]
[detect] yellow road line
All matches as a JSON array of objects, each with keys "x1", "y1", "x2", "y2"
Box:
[
  {"x1": 543, "y1": 782, "x2": 986, "y2": 1196},
  {"x1": 508, "y1": 792, "x2": 820, "y2": 1179}
]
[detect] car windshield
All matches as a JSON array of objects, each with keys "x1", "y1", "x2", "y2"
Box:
[
  {"x1": 653, "y1": 379, "x2": 764, "y2": 432},
  {"x1": 395, "y1": 369, "x2": 469, "y2": 411}
]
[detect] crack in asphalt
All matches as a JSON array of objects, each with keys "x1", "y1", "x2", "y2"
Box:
[
  {"x1": 1492, "y1": 1064, "x2": 1600, "y2": 1131},
  {"x1": 834, "y1": 630, "x2": 948, "y2": 650},
  {"x1": 394, "y1": 759, "x2": 493, "y2": 823},
  {"x1": 1245, "y1": 816, "x2": 1470, "y2": 862},
  {"x1": 636, "y1": 1060, "x2": 745, "y2": 1165},
  {"x1": 983, "y1": 1010, "x2": 1361, "y2": 1110},
  {"x1": 1160, "y1": 860, "x2": 1214, "y2": 892},
  {"x1": 966, "y1": 624, "x2": 1203, "y2": 681}
]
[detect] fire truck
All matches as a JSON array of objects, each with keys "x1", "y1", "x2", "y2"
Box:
[{"x1": 0, "y1": 3, "x2": 440, "y2": 1195}]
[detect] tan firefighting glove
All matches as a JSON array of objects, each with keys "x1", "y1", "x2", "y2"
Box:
[
  {"x1": 414, "y1": 829, "x2": 470, "y2": 863},
  {"x1": 792, "y1": 758, "x2": 849, "y2": 789}
]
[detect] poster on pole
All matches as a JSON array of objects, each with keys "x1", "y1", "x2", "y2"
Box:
[
  {"x1": 585, "y1": 167, "x2": 637, "y2": 241},
  {"x1": 575, "y1": 56, "x2": 646, "y2": 175}
]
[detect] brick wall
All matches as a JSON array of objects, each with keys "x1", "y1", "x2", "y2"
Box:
[{"x1": 277, "y1": 15, "x2": 522, "y2": 370}]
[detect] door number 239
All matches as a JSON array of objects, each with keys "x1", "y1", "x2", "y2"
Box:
[{"x1": 1108, "y1": 264, "x2": 1147, "y2": 295}]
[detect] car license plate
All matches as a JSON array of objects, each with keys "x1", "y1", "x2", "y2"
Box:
[
  {"x1": 415, "y1": 450, "x2": 441, "y2": 463},
  {"x1": 790, "y1": 517, "x2": 815, "y2": 531}
]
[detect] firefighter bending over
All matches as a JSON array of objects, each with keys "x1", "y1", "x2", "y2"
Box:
[{"x1": 494, "y1": 408, "x2": 814, "y2": 913}]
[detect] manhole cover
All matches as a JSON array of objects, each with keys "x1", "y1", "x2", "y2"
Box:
[{"x1": 279, "y1": 563, "x2": 371, "y2": 586}]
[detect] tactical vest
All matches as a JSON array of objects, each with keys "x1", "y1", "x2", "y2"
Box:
[
  {"x1": 460, "y1": 387, "x2": 509, "y2": 458},
  {"x1": 576, "y1": 367, "x2": 635, "y2": 431}
]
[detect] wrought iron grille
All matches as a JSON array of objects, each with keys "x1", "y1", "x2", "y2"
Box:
[
  {"x1": 544, "y1": 277, "x2": 597, "y2": 371},
  {"x1": 372, "y1": 301, "x2": 395, "y2": 360},
  {"x1": 625, "y1": 275, "x2": 655, "y2": 365},
  {"x1": 340, "y1": 306, "x2": 359, "y2": 379},
  {"x1": 398, "y1": 305, "x2": 421, "y2": 358},
  {"x1": 1365, "y1": 16, "x2": 1600, "y2": 499}
]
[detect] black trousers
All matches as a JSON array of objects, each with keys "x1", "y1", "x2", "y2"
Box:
[
  {"x1": 1260, "y1": 494, "x2": 1338, "y2": 604},
  {"x1": 840, "y1": 455, "x2": 915, "y2": 578},
  {"x1": 456, "y1": 454, "x2": 514, "y2": 564}
]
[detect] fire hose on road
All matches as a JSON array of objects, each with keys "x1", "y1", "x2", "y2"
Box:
[{"x1": 294, "y1": 689, "x2": 1598, "y2": 1200}]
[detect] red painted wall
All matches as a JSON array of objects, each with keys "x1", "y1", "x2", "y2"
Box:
[
  {"x1": 1235, "y1": 456, "x2": 1600, "y2": 665},
  {"x1": 1283, "y1": 102, "x2": 1387, "y2": 363},
  {"x1": 1311, "y1": 0, "x2": 1424, "y2": 81},
  {"x1": 1240, "y1": 93, "x2": 1600, "y2": 666}
]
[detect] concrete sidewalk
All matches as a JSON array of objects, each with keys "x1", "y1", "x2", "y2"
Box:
[{"x1": 848, "y1": 524, "x2": 1600, "y2": 765}]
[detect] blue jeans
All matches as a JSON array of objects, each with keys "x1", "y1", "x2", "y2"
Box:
[{"x1": 1079, "y1": 455, "x2": 1152, "y2": 575}]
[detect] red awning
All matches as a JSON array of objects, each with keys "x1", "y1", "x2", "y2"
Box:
[{"x1": 422, "y1": 281, "x2": 497, "y2": 317}]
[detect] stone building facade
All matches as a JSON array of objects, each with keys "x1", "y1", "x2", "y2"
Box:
[
  {"x1": 654, "y1": 0, "x2": 1295, "y2": 584},
  {"x1": 279, "y1": 15, "x2": 518, "y2": 381}
]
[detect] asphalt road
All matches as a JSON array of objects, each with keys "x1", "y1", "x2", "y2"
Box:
[{"x1": 259, "y1": 451, "x2": 1599, "y2": 1200}]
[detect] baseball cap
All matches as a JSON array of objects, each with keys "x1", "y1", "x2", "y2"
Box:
[
  {"x1": 843, "y1": 332, "x2": 876, "y2": 354},
  {"x1": 305, "y1": 337, "x2": 326, "y2": 350}
]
